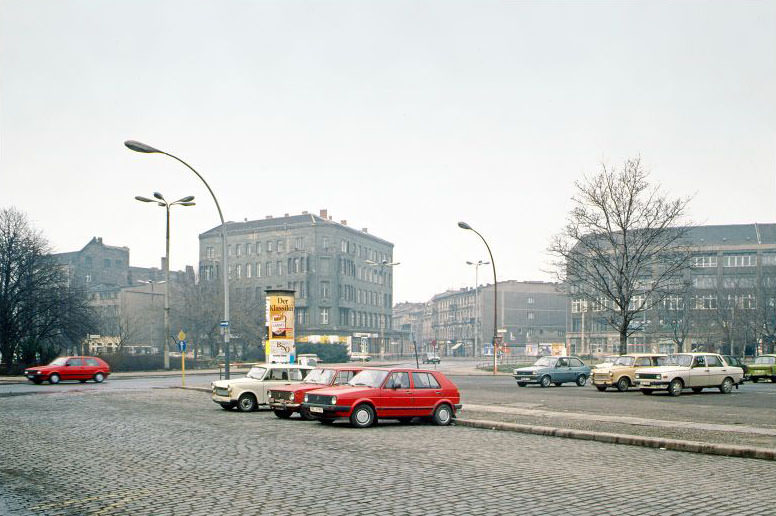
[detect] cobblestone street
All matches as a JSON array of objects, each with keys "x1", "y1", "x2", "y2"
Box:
[{"x1": 2, "y1": 386, "x2": 776, "y2": 515}]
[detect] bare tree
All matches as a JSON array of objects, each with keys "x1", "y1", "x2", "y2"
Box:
[{"x1": 550, "y1": 158, "x2": 693, "y2": 355}]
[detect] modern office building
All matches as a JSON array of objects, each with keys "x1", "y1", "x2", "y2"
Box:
[{"x1": 198, "y1": 209, "x2": 395, "y2": 354}]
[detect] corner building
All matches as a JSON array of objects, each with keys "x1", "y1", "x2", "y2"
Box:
[{"x1": 198, "y1": 210, "x2": 395, "y2": 353}]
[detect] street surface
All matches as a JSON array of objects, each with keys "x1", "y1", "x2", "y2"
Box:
[{"x1": 2, "y1": 370, "x2": 776, "y2": 515}]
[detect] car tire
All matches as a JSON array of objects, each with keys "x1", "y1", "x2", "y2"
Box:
[
  {"x1": 237, "y1": 393, "x2": 258, "y2": 412},
  {"x1": 219, "y1": 403, "x2": 233, "y2": 410},
  {"x1": 595, "y1": 385, "x2": 607, "y2": 392},
  {"x1": 540, "y1": 375, "x2": 552, "y2": 388},
  {"x1": 432, "y1": 404, "x2": 453, "y2": 426},
  {"x1": 553, "y1": 382, "x2": 562, "y2": 387},
  {"x1": 299, "y1": 407, "x2": 315, "y2": 420},
  {"x1": 576, "y1": 375, "x2": 587, "y2": 387},
  {"x1": 273, "y1": 409, "x2": 292, "y2": 419},
  {"x1": 49, "y1": 373, "x2": 60, "y2": 385},
  {"x1": 640, "y1": 389, "x2": 653, "y2": 395},
  {"x1": 616, "y1": 377, "x2": 630, "y2": 392},
  {"x1": 668, "y1": 378, "x2": 683, "y2": 396},
  {"x1": 517, "y1": 382, "x2": 527, "y2": 387},
  {"x1": 719, "y1": 377, "x2": 734, "y2": 394},
  {"x1": 94, "y1": 373, "x2": 105, "y2": 383},
  {"x1": 752, "y1": 377, "x2": 759, "y2": 383},
  {"x1": 692, "y1": 387, "x2": 703, "y2": 393},
  {"x1": 32, "y1": 378, "x2": 43, "y2": 385},
  {"x1": 350, "y1": 403, "x2": 375, "y2": 428}
]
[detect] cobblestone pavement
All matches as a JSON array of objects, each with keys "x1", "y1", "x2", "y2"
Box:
[{"x1": 2, "y1": 387, "x2": 776, "y2": 515}]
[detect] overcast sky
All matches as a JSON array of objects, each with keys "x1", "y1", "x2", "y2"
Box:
[{"x1": 1, "y1": 0, "x2": 774, "y2": 302}]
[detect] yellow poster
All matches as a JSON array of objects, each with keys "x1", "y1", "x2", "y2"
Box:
[{"x1": 265, "y1": 289, "x2": 296, "y2": 363}]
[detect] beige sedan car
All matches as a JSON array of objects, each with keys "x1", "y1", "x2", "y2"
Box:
[
  {"x1": 211, "y1": 363, "x2": 313, "y2": 411},
  {"x1": 592, "y1": 353, "x2": 667, "y2": 392},
  {"x1": 634, "y1": 353, "x2": 744, "y2": 396}
]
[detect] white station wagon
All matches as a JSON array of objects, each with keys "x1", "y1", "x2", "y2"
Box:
[
  {"x1": 634, "y1": 353, "x2": 744, "y2": 396},
  {"x1": 211, "y1": 363, "x2": 313, "y2": 411}
]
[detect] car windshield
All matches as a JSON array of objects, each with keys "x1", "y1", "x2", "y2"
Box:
[
  {"x1": 246, "y1": 367, "x2": 267, "y2": 380},
  {"x1": 533, "y1": 357, "x2": 556, "y2": 367},
  {"x1": 303, "y1": 368, "x2": 336, "y2": 384},
  {"x1": 348, "y1": 370, "x2": 389, "y2": 388},
  {"x1": 603, "y1": 356, "x2": 617, "y2": 364},
  {"x1": 614, "y1": 356, "x2": 634, "y2": 366},
  {"x1": 655, "y1": 356, "x2": 673, "y2": 366},
  {"x1": 49, "y1": 357, "x2": 68, "y2": 366},
  {"x1": 665, "y1": 355, "x2": 693, "y2": 367},
  {"x1": 755, "y1": 356, "x2": 775, "y2": 365}
]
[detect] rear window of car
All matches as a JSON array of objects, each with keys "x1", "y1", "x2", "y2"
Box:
[
  {"x1": 412, "y1": 372, "x2": 441, "y2": 389},
  {"x1": 67, "y1": 358, "x2": 83, "y2": 366},
  {"x1": 85, "y1": 358, "x2": 100, "y2": 366},
  {"x1": 706, "y1": 355, "x2": 723, "y2": 367}
]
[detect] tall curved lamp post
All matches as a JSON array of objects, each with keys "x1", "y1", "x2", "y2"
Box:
[
  {"x1": 365, "y1": 259, "x2": 400, "y2": 360},
  {"x1": 135, "y1": 193, "x2": 195, "y2": 368},
  {"x1": 458, "y1": 222, "x2": 498, "y2": 374},
  {"x1": 125, "y1": 140, "x2": 233, "y2": 379}
]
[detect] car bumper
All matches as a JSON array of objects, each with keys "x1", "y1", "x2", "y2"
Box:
[
  {"x1": 635, "y1": 380, "x2": 669, "y2": 389},
  {"x1": 513, "y1": 376, "x2": 539, "y2": 383},
  {"x1": 211, "y1": 394, "x2": 234, "y2": 404},
  {"x1": 268, "y1": 400, "x2": 301, "y2": 410},
  {"x1": 301, "y1": 403, "x2": 352, "y2": 418},
  {"x1": 591, "y1": 378, "x2": 613, "y2": 386}
]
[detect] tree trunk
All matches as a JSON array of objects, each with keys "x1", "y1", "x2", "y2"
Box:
[{"x1": 619, "y1": 331, "x2": 628, "y2": 355}]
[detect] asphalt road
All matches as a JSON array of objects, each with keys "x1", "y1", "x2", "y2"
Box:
[{"x1": 2, "y1": 383, "x2": 776, "y2": 515}]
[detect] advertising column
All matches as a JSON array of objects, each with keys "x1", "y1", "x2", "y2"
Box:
[{"x1": 265, "y1": 289, "x2": 296, "y2": 364}]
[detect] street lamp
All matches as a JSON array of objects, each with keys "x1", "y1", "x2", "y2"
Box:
[
  {"x1": 125, "y1": 140, "x2": 233, "y2": 379},
  {"x1": 365, "y1": 259, "x2": 400, "y2": 360},
  {"x1": 458, "y1": 222, "x2": 498, "y2": 374},
  {"x1": 466, "y1": 260, "x2": 490, "y2": 359},
  {"x1": 135, "y1": 193, "x2": 195, "y2": 369}
]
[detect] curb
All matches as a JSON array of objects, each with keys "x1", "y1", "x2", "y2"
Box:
[
  {"x1": 456, "y1": 418, "x2": 776, "y2": 461},
  {"x1": 175, "y1": 386, "x2": 210, "y2": 393}
]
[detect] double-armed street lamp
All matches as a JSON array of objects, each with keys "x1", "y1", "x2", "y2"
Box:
[
  {"x1": 135, "y1": 193, "x2": 195, "y2": 369},
  {"x1": 365, "y1": 259, "x2": 400, "y2": 360},
  {"x1": 458, "y1": 222, "x2": 498, "y2": 374},
  {"x1": 125, "y1": 140, "x2": 234, "y2": 378},
  {"x1": 466, "y1": 260, "x2": 490, "y2": 359}
]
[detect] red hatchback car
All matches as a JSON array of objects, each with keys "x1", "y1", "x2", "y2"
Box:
[
  {"x1": 301, "y1": 367, "x2": 462, "y2": 428},
  {"x1": 268, "y1": 366, "x2": 363, "y2": 420},
  {"x1": 24, "y1": 356, "x2": 111, "y2": 384}
]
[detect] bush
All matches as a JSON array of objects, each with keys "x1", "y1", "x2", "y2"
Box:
[
  {"x1": 296, "y1": 343, "x2": 349, "y2": 364},
  {"x1": 99, "y1": 353, "x2": 215, "y2": 372}
]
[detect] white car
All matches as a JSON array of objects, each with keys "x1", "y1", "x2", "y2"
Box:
[
  {"x1": 211, "y1": 363, "x2": 313, "y2": 411},
  {"x1": 634, "y1": 353, "x2": 744, "y2": 396}
]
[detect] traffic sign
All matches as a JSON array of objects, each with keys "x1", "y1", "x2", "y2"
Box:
[
  {"x1": 178, "y1": 340, "x2": 187, "y2": 352},
  {"x1": 178, "y1": 330, "x2": 187, "y2": 341},
  {"x1": 219, "y1": 320, "x2": 229, "y2": 327}
]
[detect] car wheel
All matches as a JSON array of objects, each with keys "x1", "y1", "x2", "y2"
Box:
[
  {"x1": 752, "y1": 377, "x2": 759, "y2": 383},
  {"x1": 219, "y1": 403, "x2": 233, "y2": 410},
  {"x1": 576, "y1": 375, "x2": 587, "y2": 387},
  {"x1": 553, "y1": 382, "x2": 562, "y2": 387},
  {"x1": 237, "y1": 393, "x2": 258, "y2": 412},
  {"x1": 273, "y1": 409, "x2": 292, "y2": 419},
  {"x1": 94, "y1": 373, "x2": 105, "y2": 383},
  {"x1": 350, "y1": 403, "x2": 375, "y2": 428},
  {"x1": 432, "y1": 404, "x2": 453, "y2": 426},
  {"x1": 615, "y1": 377, "x2": 630, "y2": 392},
  {"x1": 692, "y1": 387, "x2": 703, "y2": 393},
  {"x1": 516, "y1": 382, "x2": 527, "y2": 387},
  {"x1": 540, "y1": 375, "x2": 551, "y2": 388},
  {"x1": 49, "y1": 373, "x2": 60, "y2": 385},
  {"x1": 595, "y1": 385, "x2": 607, "y2": 392},
  {"x1": 719, "y1": 377, "x2": 734, "y2": 394},
  {"x1": 299, "y1": 407, "x2": 315, "y2": 420},
  {"x1": 640, "y1": 389, "x2": 653, "y2": 395},
  {"x1": 668, "y1": 378, "x2": 683, "y2": 396}
]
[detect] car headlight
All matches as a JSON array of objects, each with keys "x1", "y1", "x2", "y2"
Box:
[
  {"x1": 608, "y1": 372, "x2": 613, "y2": 377},
  {"x1": 330, "y1": 396, "x2": 337, "y2": 405},
  {"x1": 304, "y1": 394, "x2": 309, "y2": 402},
  {"x1": 635, "y1": 374, "x2": 640, "y2": 379},
  {"x1": 227, "y1": 386, "x2": 233, "y2": 394}
]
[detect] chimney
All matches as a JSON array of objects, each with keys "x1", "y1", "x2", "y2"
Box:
[
  {"x1": 341, "y1": 220, "x2": 347, "y2": 225},
  {"x1": 284, "y1": 213, "x2": 289, "y2": 217},
  {"x1": 265, "y1": 215, "x2": 273, "y2": 219},
  {"x1": 244, "y1": 218, "x2": 247, "y2": 222},
  {"x1": 362, "y1": 228, "x2": 368, "y2": 233},
  {"x1": 320, "y1": 209, "x2": 328, "y2": 219}
]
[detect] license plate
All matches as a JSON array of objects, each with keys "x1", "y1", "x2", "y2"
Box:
[
  {"x1": 27, "y1": 375, "x2": 34, "y2": 379},
  {"x1": 641, "y1": 381, "x2": 651, "y2": 386},
  {"x1": 518, "y1": 377, "x2": 531, "y2": 381},
  {"x1": 310, "y1": 406, "x2": 323, "y2": 414}
]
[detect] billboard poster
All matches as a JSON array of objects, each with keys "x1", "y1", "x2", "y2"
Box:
[{"x1": 265, "y1": 289, "x2": 295, "y2": 363}]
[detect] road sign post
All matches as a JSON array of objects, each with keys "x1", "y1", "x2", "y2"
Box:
[{"x1": 177, "y1": 330, "x2": 187, "y2": 387}]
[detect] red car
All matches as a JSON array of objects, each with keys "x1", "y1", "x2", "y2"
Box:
[
  {"x1": 301, "y1": 367, "x2": 462, "y2": 428},
  {"x1": 24, "y1": 356, "x2": 111, "y2": 384},
  {"x1": 268, "y1": 366, "x2": 363, "y2": 420}
]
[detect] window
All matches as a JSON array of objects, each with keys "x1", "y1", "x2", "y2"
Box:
[
  {"x1": 236, "y1": 244, "x2": 242, "y2": 256},
  {"x1": 322, "y1": 237, "x2": 329, "y2": 250},
  {"x1": 592, "y1": 297, "x2": 610, "y2": 311},
  {"x1": 762, "y1": 253, "x2": 776, "y2": 266},
  {"x1": 256, "y1": 263, "x2": 262, "y2": 277},
  {"x1": 341, "y1": 240, "x2": 347, "y2": 253},
  {"x1": 228, "y1": 245, "x2": 233, "y2": 256},
  {"x1": 246, "y1": 244, "x2": 252, "y2": 256},
  {"x1": 266, "y1": 262, "x2": 273, "y2": 277},
  {"x1": 628, "y1": 295, "x2": 645, "y2": 311},
  {"x1": 104, "y1": 259, "x2": 111, "y2": 268},
  {"x1": 320, "y1": 281, "x2": 330, "y2": 299},
  {"x1": 235, "y1": 265, "x2": 242, "y2": 279},
  {"x1": 385, "y1": 372, "x2": 410, "y2": 389},
  {"x1": 335, "y1": 370, "x2": 355, "y2": 385},
  {"x1": 693, "y1": 276, "x2": 717, "y2": 289},
  {"x1": 692, "y1": 256, "x2": 718, "y2": 268},
  {"x1": 722, "y1": 276, "x2": 755, "y2": 289},
  {"x1": 569, "y1": 358, "x2": 583, "y2": 367},
  {"x1": 663, "y1": 296, "x2": 684, "y2": 311},
  {"x1": 206, "y1": 247, "x2": 215, "y2": 259},
  {"x1": 269, "y1": 368, "x2": 289, "y2": 380},
  {"x1": 85, "y1": 274, "x2": 92, "y2": 283},
  {"x1": 67, "y1": 358, "x2": 84, "y2": 366},
  {"x1": 320, "y1": 307, "x2": 329, "y2": 325},
  {"x1": 256, "y1": 287, "x2": 263, "y2": 299},
  {"x1": 729, "y1": 294, "x2": 756, "y2": 309},
  {"x1": 411, "y1": 372, "x2": 440, "y2": 389},
  {"x1": 256, "y1": 242, "x2": 262, "y2": 254},
  {"x1": 634, "y1": 357, "x2": 651, "y2": 367},
  {"x1": 694, "y1": 295, "x2": 717, "y2": 310},
  {"x1": 527, "y1": 312, "x2": 535, "y2": 320},
  {"x1": 277, "y1": 261, "x2": 283, "y2": 276},
  {"x1": 527, "y1": 297, "x2": 534, "y2": 304},
  {"x1": 246, "y1": 263, "x2": 252, "y2": 278},
  {"x1": 289, "y1": 368, "x2": 304, "y2": 381},
  {"x1": 724, "y1": 255, "x2": 755, "y2": 267},
  {"x1": 277, "y1": 240, "x2": 285, "y2": 252},
  {"x1": 267, "y1": 241, "x2": 273, "y2": 252},
  {"x1": 706, "y1": 355, "x2": 723, "y2": 367},
  {"x1": 320, "y1": 257, "x2": 330, "y2": 274},
  {"x1": 295, "y1": 237, "x2": 303, "y2": 250},
  {"x1": 85, "y1": 358, "x2": 99, "y2": 366},
  {"x1": 571, "y1": 299, "x2": 587, "y2": 313}
]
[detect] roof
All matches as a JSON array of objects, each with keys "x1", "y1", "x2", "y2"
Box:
[
  {"x1": 685, "y1": 223, "x2": 776, "y2": 247},
  {"x1": 199, "y1": 214, "x2": 393, "y2": 247}
]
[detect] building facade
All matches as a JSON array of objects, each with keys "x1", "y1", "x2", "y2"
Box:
[
  {"x1": 566, "y1": 223, "x2": 776, "y2": 356},
  {"x1": 198, "y1": 209, "x2": 395, "y2": 355}
]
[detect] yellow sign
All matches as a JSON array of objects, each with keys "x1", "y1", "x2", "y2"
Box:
[
  {"x1": 265, "y1": 290, "x2": 296, "y2": 363},
  {"x1": 177, "y1": 330, "x2": 186, "y2": 342}
]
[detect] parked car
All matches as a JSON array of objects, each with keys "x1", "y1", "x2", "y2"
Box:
[
  {"x1": 422, "y1": 352, "x2": 441, "y2": 365},
  {"x1": 634, "y1": 353, "x2": 744, "y2": 396},
  {"x1": 746, "y1": 354, "x2": 776, "y2": 383},
  {"x1": 24, "y1": 356, "x2": 111, "y2": 384},
  {"x1": 592, "y1": 354, "x2": 667, "y2": 392},
  {"x1": 300, "y1": 367, "x2": 461, "y2": 428},
  {"x1": 721, "y1": 355, "x2": 749, "y2": 381},
  {"x1": 211, "y1": 363, "x2": 313, "y2": 411},
  {"x1": 297, "y1": 354, "x2": 321, "y2": 367},
  {"x1": 513, "y1": 356, "x2": 591, "y2": 387},
  {"x1": 268, "y1": 366, "x2": 363, "y2": 419},
  {"x1": 349, "y1": 352, "x2": 371, "y2": 362}
]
